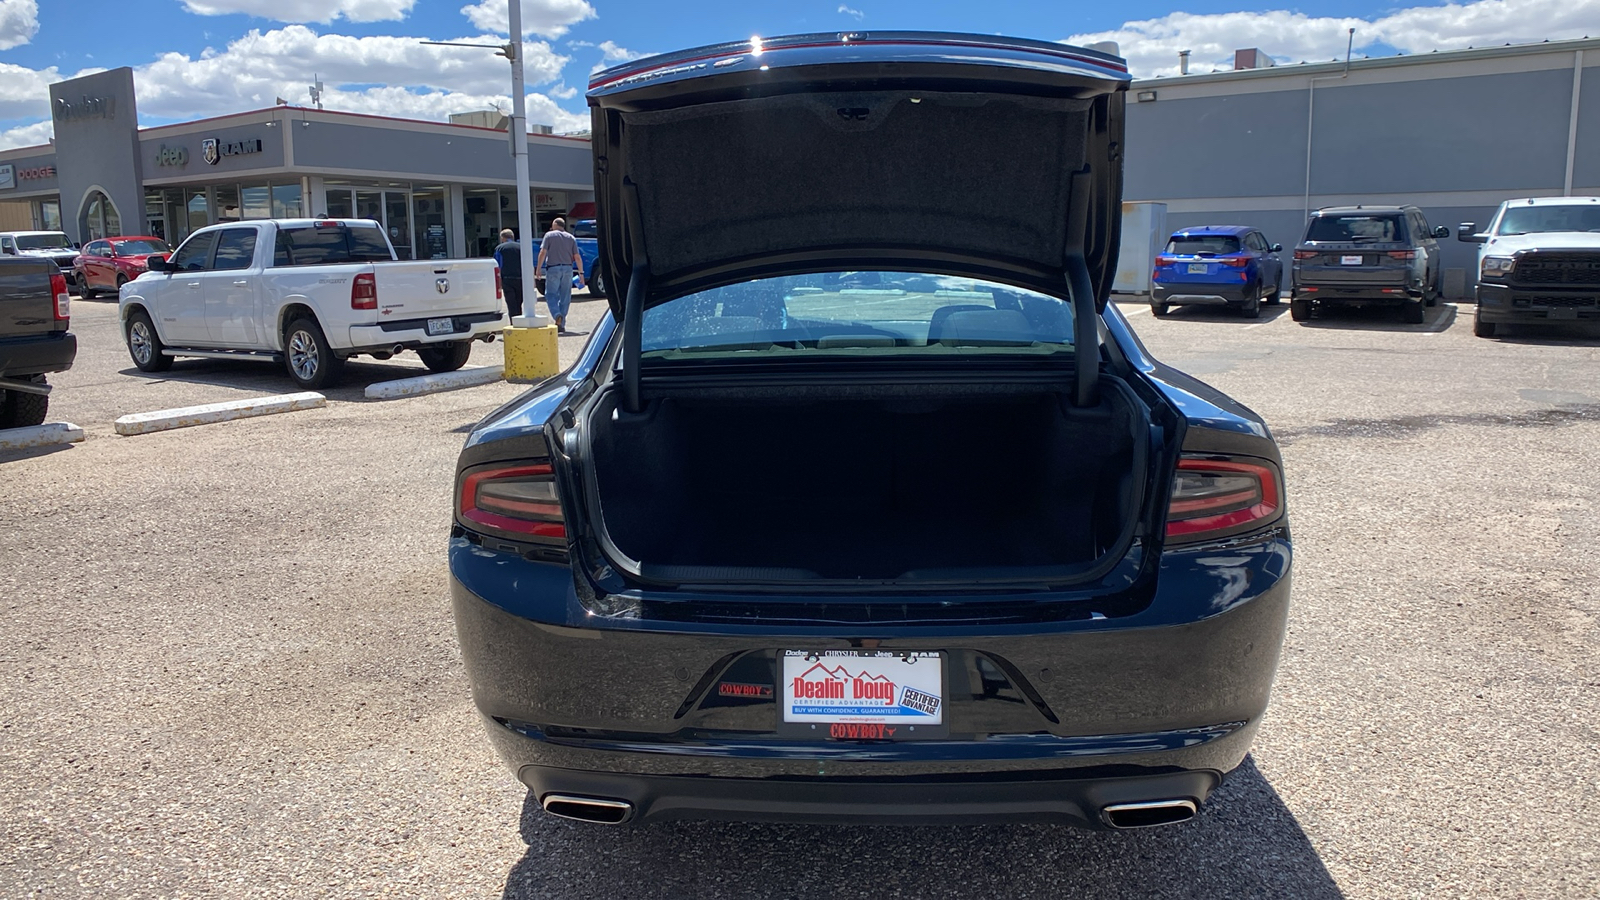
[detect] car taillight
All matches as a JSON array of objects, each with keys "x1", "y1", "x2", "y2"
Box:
[
  {"x1": 351, "y1": 272, "x2": 377, "y2": 310},
  {"x1": 1166, "y1": 457, "x2": 1283, "y2": 543},
  {"x1": 1154, "y1": 255, "x2": 1175, "y2": 266},
  {"x1": 49, "y1": 272, "x2": 69, "y2": 321},
  {"x1": 458, "y1": 463, "x2": 566, "y2": 543},
  {"x1": 1221, "y1": 257, "x2": 1250, "y2": 268},
  {"x1": 1293, "y1": 250, "x2": 1316, "y2": 260},
  {"x1": 1386, "y1": 250, "x2": 1416, "y2": 260},
  {"x1": 494, "y1": 266, "x2": 503, "y2": 300}
]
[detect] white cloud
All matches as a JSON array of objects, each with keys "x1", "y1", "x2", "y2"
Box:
[
  {"x1": 0, "y1": 61, "x2": 76, "y2": 120},
  {"x1": 459, "y1": 0, "x2": 595, "y2": 38},
  {"x1": 838, "y1": 4, "x2": 864, "y2": 20},
  {"x1": 0, "y1": 0, "x2": 39, "y2": 50},
  {"x1": 590, "y1": 39, "x2": 645, "y2": 73},
  {"x1": 180, "y1": 0, "x2": 415, "y2": 23},
  {"x1": 1066, "y1": 0, "x2": 1600, "y2": 78},
  {"x1": 0, "y1": 119, "x2": 54, "y2": 152}
]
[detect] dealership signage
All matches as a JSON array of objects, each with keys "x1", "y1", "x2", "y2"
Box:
[
  {"x1": 0, "y1": 165, "x2": 12, "y2": 190},
  {"x1": 53, "y1": 95, "x2": 116, "y2": 123},
  {"x1": 156, "y1": 145, "x2": 189, "y2": 167},
  {"x1": 201, "y1": 137, "x2": 263, "y2": 165},
  {"x1": 18, "y1": 165, "x2": 55, "y2": 180}
]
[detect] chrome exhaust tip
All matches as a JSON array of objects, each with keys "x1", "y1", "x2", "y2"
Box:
[
  {"x1": 392, "y1": 343, "x2": 406, "y2": 356},
  {"x1": 480, "y1": 332, "x2": 497, "y2": 343},
  {"x1": 540, "y1": 794, "x2": 635, "y2": 825},
  {"x1": 1100, "y1": 799, "x2": 1197, "y2": 829}
]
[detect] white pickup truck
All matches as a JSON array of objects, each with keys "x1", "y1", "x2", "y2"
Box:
[{"x1": 119, "y1": 218, "x2": 504, "y2": 388}]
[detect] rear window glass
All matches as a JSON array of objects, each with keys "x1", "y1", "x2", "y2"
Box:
[
  {"x1": 1306, "y1": 215, "x2": 1405, "y2": 243},
  {"x1": 1496, "y1": 205, "x2": 1600, "y2": 235},
  {"x1": 641, "y1": 272, "x2": 1074, "y2": 360},
  {"x1": 1165, "y1": 235, "x2": 1240, "y2": 255},
  {"x1": 272, "y1": 225, "x2": 392, "y2": 266}
]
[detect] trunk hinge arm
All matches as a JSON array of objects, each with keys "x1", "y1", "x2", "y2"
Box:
[
  {"x1": 621, "y1": 177, "x2": 651, "y2": 414},
  {"x1": 1065, "y1": 168, "x2": 1101, "y2": 408}
]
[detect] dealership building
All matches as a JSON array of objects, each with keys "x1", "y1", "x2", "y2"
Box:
[
  {"x1": 0, "y1": 67, "x2": 594, "y2": 260},
  {"x1": 1122, "y1": 36, "x2": 1600, "y2": 296}
]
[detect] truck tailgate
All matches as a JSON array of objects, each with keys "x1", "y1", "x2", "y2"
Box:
[
  {"x1": 371, "y1": 260, "x2": 500, "y2": 319},
  {"x1": 0, "y1": 258, "x2": 60, "y2": 337}
]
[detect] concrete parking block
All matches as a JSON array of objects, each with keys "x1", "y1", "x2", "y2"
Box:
[
  {"x1": 113, "y1": 392, "x2": 326, "y2": 435},
  {"x1": 364, "y1": 365, "x2": 505, "y2": 400},
  {"x1": 0, "y1": 422, "x2": 86, "y2": 451}
]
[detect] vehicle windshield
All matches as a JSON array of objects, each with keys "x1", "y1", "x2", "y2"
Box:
[
  {"x1": 114, "y1": 239, "x2": 169, "y2": 256},
  {"x1": 1496, "y1": 205, "x2": 1600, "y2": 235},
  {"x1": 641, "y1": 272, "x2": 1075, "y2": 360},
  {"x1": 569, "y1": 219, "x2": 598, "y2": 238},
  {"x1": 15, "y1": 233, "x2": 70, "y2": 251},
  {"x1": 1165, "y1": 235, "x2": 1240, "y2": 255},
  {"x1": 1305, "y1": 215, "x2": 1404, "y2": 243}
]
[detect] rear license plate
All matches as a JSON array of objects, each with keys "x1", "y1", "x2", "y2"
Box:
[
  {"x1": 1340, "y1": 255, "x2": 1364, "y2": 266},
  {"x1": 781, "y1": 650, "x2": 944, "y2": 737},
  {"x1": 426, "y1": 317, "x2": 454, "y2": 336},
  {"x1": 1187, "y1": 263, "x2": 1209, "y2": 274}
]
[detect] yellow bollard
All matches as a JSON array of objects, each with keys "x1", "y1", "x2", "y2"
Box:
[{"x1": 501, "y1": 323, "x2": 560, "y2": 383}]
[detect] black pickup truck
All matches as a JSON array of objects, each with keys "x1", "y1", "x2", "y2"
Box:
[{"x1": 0, "y1": 257, "x2": 76, "y2": 429}]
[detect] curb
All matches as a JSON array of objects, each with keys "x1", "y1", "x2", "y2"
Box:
[
  {"x1": 114, "y1": 392, "x2": 327, "y2": 436},
  {"x1": 364, "y1": 366, "x2": 505, "y2": 400},
  {"x1": 0, "y1": 422, "x2": 86, "y2": 451}
]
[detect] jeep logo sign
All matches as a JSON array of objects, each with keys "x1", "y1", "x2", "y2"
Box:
[
  {"x1": 156, "y1": 145, "x2": 188, "y2": 167},
  {"x1": 201, "y1": 137, "x2": 263, "y2": 165}
]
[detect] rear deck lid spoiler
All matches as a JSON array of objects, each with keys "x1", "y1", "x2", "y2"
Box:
[{"x1": 586, "y1": 31, "x2": 1131, "y2": 316}]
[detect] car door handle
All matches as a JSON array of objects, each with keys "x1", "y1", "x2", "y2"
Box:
[
  {"x1": 187, "y1": 282, "x2": 201, "y2": 289},
  {"x1": 232, "y1": 280, "x2": 249, "y2": 286}
]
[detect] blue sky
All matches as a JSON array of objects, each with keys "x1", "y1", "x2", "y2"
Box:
[{"x1": 2, "y1": 0, "x2": 1599, "y2": 149}]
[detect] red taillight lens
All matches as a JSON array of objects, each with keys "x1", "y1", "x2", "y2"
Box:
[
  {"x1": 1221, "y1": 257, "x2": 1250, "y2": 268},
  {"x1": 494, "y1": 266, "x2": 503, "y2": 300},
  {"x1": 1166, "y1": 457, "x2": 1282, "y2": 542},
  {"x1": 351, "y1": 272, "x2": 377, "y2": 310},
  {"x1": 1154, "y1": 255, "x2": 1175, "y2": 266},
  {"x1": 49, "y1": 272, "x2": 69, "y2": 321},
  {"x1": 459, "y1": 463, "x2": 566, "y2": 543},
  {"x1": 1386, "y1": 250, "x2": 1416, "y2": 260},
  {"x1": 1293, "y1": 250, "x2": 1316, "y2": 260}
]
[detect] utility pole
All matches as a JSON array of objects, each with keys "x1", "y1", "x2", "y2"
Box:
[{"x1": 505, "y1": 0, "x2": 543, "y2": 324}]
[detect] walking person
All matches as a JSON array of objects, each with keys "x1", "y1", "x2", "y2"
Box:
[
  {"x1": 492, "y1": 229, "x2": 525, "y2": 318},
  {"x1": 537, "y1": 217, "x2": 585, "y2": 333}
]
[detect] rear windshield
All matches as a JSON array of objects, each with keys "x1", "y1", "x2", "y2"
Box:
[
  {"x1": 641, "y1": 272, "x2": 1074, "y2": 360},
  {"x1": 1165, "y1": 235, "x2": 1239, "y2": 255},
  {"x1": 1496, "y1": 205, "x2": 1600, "y2": 235},
  {"x1": 570, "y1": 219, "x2": 598, "y2": 238},
  {"x1": 1305, "y1": 215, "x2": 1405, "y2": 243},
  {"x1": 272, "y1": 225, "x2": 392, "y2": 266},
  {"x1": 114, "y1": 239, "x2": 169, "y2": 256},
  {"x1": 15, "y1": 233, "x2": 70, "y2": 251}
]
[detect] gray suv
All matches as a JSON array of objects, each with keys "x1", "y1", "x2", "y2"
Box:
[{"x1": 1290, "y1": 206, "x2": 1450, "y2": 323}]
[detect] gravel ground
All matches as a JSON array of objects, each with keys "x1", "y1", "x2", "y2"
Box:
[{"x1": 1, "y1": 295, "x2": 1597, "y2": 898}]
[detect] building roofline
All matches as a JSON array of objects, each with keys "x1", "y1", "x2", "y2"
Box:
[{"x1": 1135, "y1": 34, "x2": 1600, "y2": 87}]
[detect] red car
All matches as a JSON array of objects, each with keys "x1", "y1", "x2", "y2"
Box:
[{"x1": 75, "y1": 236, "x2": 170, "y2": 299}]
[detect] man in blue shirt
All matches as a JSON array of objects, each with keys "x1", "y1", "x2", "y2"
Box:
[{"x1": 537, "y1": 218, "x2": 585, "y2": 333}]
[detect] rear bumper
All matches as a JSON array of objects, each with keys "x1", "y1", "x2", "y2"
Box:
[
  {"x1": 346, "y1": 310, "x2": 504, "y2": 352},
  {"x1": 0, "y1": 330, "x2": 77, "y2": 378},
  {"x1": 1293, "y1": 282, "x2": 1418, "y2": 304},
  {"x1": 449, "y1": 534, "x2": 1292, "y2": 826},
  {"x1": 1476, "y1": 282, "x2": 1600, "y2": 323},
  {"x1": 1152, "y1": 283, "x2": 1250, "y2": 305}
]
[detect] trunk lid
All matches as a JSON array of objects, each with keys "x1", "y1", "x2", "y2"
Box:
[{"x1": 586, "y1": 31, "x2": 1130, "y2": 316}]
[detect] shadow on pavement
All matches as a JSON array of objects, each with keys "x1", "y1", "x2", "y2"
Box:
[
  {"x1": 114, "y1": 356, "x2": 458, "y2": 403},
  {"x1": 1155, "y1": 304, "x2": 1291, "y2": 324},
  {"x1": 1294, "y1": 302, "x2": 1456, "y2": 333},
  {"x1": 500, "y1": 756, "x2": 1342, "y2": 900}
]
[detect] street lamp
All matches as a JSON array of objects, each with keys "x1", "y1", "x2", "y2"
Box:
[{"x1": 423, "y1": 0, "x2": 545, "y2": 325}]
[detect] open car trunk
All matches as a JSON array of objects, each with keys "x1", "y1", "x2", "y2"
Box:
[{"x1": 583, "y1": 377, "x2": 1150, "y2": 586}]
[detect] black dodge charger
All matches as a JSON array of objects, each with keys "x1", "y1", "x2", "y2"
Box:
[{"x1": 449, "y1": 32, "x2": 1292, "y2": 830}]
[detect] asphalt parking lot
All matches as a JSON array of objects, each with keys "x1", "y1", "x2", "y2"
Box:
[{"x1": 3, "y1": 293, "x2": 1598, "y2": 898}]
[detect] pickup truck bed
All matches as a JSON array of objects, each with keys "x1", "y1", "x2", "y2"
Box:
[{"x1": 0, "y1": 257, "x2": 75, "y2": 428}]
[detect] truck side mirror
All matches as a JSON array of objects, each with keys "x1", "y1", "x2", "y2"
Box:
[
  {"x1": 1432, "y1": 225, "x2": 1450, "y2": 239},
  {"x1": 1457, "y1": 223, "x2": 1487, "y2": 243},
  {"x1": 146, "y1": 255, "x2": 169, "y2": 272}
]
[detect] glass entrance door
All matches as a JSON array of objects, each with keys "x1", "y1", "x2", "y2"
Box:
[{"x1": 384, "y1": 192, "x2": 411, "y2": 260}]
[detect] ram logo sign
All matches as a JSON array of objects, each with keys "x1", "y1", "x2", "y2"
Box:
[{"x1": 201, "y1": 139, "x2": 219, "y2": 165}]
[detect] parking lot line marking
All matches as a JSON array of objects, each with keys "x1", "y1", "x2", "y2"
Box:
[
  {"x1": 113, "y1": 393, "x2": 326, "y2": 436},
  {"x1": 0, "y1": 422, "x2": 86, "y2": 451},
  {"x1": 364, "y1": 365, "x2": 505, "y2": 400}
]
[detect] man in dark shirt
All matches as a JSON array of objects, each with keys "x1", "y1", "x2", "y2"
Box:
[{"x1": 492, "y1": 229, "x2": 524, "y2": 317}]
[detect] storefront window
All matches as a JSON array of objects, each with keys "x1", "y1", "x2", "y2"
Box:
[
  {"x1": 38, "y1": 200, "x2": 61, "y2": 233},
  {"x1": 385, "y1": 191, "x2": 411, "y2": 260},
  {"x1": 464, "y1": 188, "x2": 501, "y2": 256},
  {"x1": 271, "y1": 183, "x2": 301, "y2": 218},
  {"x1": 355, "y1": 190, "x2": 382, "y2": 223},
  {"x1": 215, "y1": 185, "x2": 241, "y2": 222},
  {"x1": 241, "y1": 184, "x2": 271, "y2": 219},
  {"x1": 186, "y1": 188, "x2": 209, "y2": 232},
  {"x1": 326, "y1": 189, "x2": 353, "y2": 218},
  {"x1": 413, "y1": 186, "x2": 448, "y2": 259},
  {"x1": 162, "y1": 188, "x2": 188, "y2": 241}
]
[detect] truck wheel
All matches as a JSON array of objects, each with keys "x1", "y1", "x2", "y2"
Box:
[
  {"x1": 418, "y1": 341, "x2": 472, "y2": 373},
  {"x1": 1290, "y1": 296, "x2": 1313, "y2": 321},
  {"x1": 0, "y1": 377, "x2": 49, "y2": 429},
  {"x1": 1402, "y1": 297, "x2": 1426, "y2": 324},
  {"x1": 284, "y1": 316, "x2": 344, "y2": 390},
  {"x1": 126, "y1": 310, "x2": 173, "y2": 372},
  {"x1": 1473, "y1": 312, "x2": 1497, "y2": 338}
]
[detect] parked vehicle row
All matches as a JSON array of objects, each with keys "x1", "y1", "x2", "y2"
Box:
[
  {"x1": 1150, "y1": 225, "x2": 1282, "y2": 318},
  {"x1": 1459, "y1": 196, "x2": 1600, "y2": 337},
  {"x1": 0, "y1": 230, "x2": 80, "y2": 288},
  {"x1": 0, "y1": 255, "x2": 75, "y2": 428}
]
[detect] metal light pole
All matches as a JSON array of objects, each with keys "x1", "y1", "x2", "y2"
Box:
[{"x1": 505, "y1": 0, "x2": 543, "y2": 324}]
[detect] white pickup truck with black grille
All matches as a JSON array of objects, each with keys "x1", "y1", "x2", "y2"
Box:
[
  {"x1": 1460, "y1": 196, "x2": 1600, "y2": 338},
  {"x1": 119, "y1": 218, "x2": 504, "y2": 388}
]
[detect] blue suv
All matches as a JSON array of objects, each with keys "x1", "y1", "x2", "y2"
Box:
[{"x1": 1150, "y1": 225, "x2": 1283, "y2": 319}]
